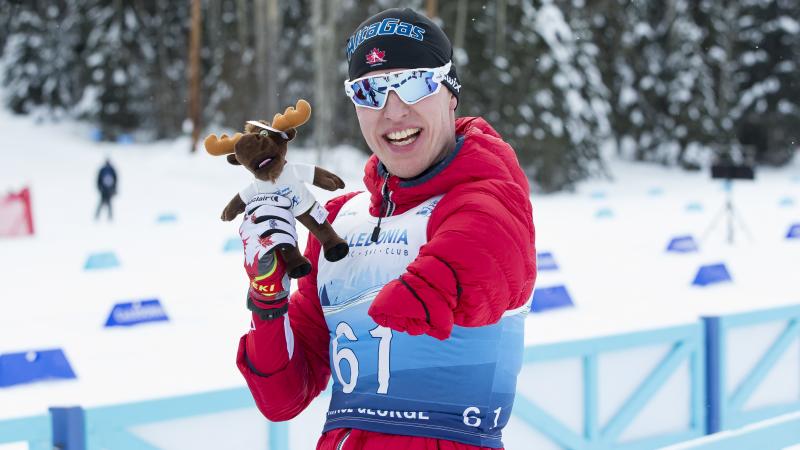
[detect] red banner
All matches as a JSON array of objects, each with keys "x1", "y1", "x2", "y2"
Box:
[{"x1": 0, "y1": 187, "x2": 35, "y2": 237}]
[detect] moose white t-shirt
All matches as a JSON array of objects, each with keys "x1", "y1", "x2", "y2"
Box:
[{"x1": 238, "y1": 162, "x2": 316, "y2": 216}]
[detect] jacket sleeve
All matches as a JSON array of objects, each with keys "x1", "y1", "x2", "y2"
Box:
[
  {"x1": 368, "y1": 179, "x2": 536, "y2": 340},
  {"x1": 237, "y1": 192, "x2": 359, "y2": 421}
]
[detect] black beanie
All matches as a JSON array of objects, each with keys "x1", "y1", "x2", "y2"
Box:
[{"x1": 346, "y1": 8, "x2": 461, "y2": 103}]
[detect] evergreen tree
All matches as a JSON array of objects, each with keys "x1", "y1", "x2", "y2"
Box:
[
  {"x1": 76, "y1": 0, "x2": 154, "y2": 139},
  {"x1": 658, "y1": 0, "x2": 720, "y2": 168},
  {"x1": 141, "y1": 0, "x2": 190, "y2": 139},
  {"x1": 1, "y1": 0, "x2": 796, "y2": 184},
  {"x1": 586, "y1": 0, "x2": 720, "y2": 168},
  {"x1": 2, "y1": 0, "x2": 83, "y2": 117},
  {"x1": 446, "y1": 0, "x2": 610, "y2": 192},
  {"x1": 691, "y1": 0, "x2": 753, "y2": 162},
  {"x1": 579, "y1": 0, "x2": 637, "y2": 159},
  {"x1": 732, "y1": 0, "x2": 800, "y2": 165},
  {"x1": 0, "y1": 1, "x2": 16, "y2": 56},
  {"x1": 200, "y1": 0, "x2": 257, "y2": 132}
]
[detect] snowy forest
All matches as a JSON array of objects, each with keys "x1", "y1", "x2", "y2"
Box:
[{"x1": 1, "y1": 0, "x2": 798, "y2": 192}]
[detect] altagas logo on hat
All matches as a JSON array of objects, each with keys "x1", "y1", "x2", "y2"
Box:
[
  {"x1": 365, "y1": 48, "x2": 387, "y2": 65},
  {"x1": 346, "y1": 18, "x2": 425, "y2": 61}
]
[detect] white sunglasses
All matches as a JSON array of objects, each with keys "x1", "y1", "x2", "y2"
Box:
[{"x1": 344, "y1": 62, "x2": 452, "y2": 110}]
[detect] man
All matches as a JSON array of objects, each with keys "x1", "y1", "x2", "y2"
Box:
[
  {"x1": 236, "y1": 8, "x2": 536, "y2": 449},
  {"x1": 95, "y1": 158, "x2": 117, "y2": 221}
]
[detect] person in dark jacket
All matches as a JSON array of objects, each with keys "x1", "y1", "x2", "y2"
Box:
[{"x1": 95, "y1": 158, "x2": 117, "y2": 221}]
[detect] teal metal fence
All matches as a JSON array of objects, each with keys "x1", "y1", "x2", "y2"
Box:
[
  {"x1": 3, "y1": 304, "x2": 800, "y2": 449},
  {"x1": 84, "y1": 387, "x2": 286, "y2": 450},
  {"x1": 704, "y1": 304, "x2": 800, "y2": 433},
  {"x1": 662, "y1": 411, "x2": 800, "y2": 450},
  {"x1": 0, "y1": 414, "x2": 50, "y2": 450},
  {"x1": 515, "y1": 323, "x2": 707, "y2": 450}
]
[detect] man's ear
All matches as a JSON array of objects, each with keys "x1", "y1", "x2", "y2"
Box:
[
  {"x1": 226, "y1": 154, "x2": 240, "y2": 165},
  {"x1": 449, "y1": 92, "x2": 458, "y2": 111}
]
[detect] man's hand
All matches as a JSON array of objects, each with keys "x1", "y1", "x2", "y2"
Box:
[
  {"x1": 239, "y1": 195, "x2": 298, "y2": 320},
  {"x1": 368, "y1": 274, "x2": 455, "y2": 340}
]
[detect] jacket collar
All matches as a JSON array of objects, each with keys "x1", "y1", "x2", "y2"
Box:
[{"x1": 362, "y1": 116, "x2": 528, "y2": 216}]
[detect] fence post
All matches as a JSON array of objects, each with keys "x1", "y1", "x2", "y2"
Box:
[
  {"x1": 268, "y1": 421, "x2": 289, "y2": 450},
  {"x1": 49, "y1": 407, "x2": 85, "y2": 450},
  {"x1": 703, "y1": 316, "x2": 722, "y2": 434}
]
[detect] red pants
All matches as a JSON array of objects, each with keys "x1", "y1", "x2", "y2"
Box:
[{"x1": 317, "y1": 428, "x2": 503, "y2": 450}]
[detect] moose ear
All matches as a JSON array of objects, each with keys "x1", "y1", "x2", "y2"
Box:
[
  {"x1": 283, "y1": 128, "x2": 297, "y2": 142},
  {"x1": 226, "y1": 154, "x2": 240, "y2": 165}
]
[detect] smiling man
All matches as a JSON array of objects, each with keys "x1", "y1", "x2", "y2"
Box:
[{"x1": 236, "y1": 8, "x2": 537, "y2": 450}]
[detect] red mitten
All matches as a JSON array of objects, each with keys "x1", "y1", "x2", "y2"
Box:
[
  {"x1": 244, "y1": 248, "x2": 291, "y2": 319},
  {"x1": 240, "y1": 195, "x2": 297, "y2": 320},
  {"x1": 368, "y1": 275, "x2": 455, "y2": 340}
]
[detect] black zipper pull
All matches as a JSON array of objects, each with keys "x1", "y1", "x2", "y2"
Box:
[
  {"x1": 371, "y1": 173, "x2": 391, "y2": 243},
  {"x1": 371, "y1": 220, "x2": 382, "y2": 243}
]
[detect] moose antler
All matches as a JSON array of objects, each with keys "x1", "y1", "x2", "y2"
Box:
[
  {"x1": 271, "y1": 99, "x2": 311, "y2": 131},
  {"x1": 204, "y1": 132, "x2": 243, "y2": 156}
]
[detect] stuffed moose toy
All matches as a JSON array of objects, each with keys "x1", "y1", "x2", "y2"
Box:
[{"x1": 204, "y1": 99, "x2": 349, "y2": 279}]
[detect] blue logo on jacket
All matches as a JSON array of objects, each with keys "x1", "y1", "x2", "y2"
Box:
[
  {"x1": 416, "y1": 199, "x2": 439, "y2": 217},
  {"x1": 345, "y1": 228, "x2": 408, "y2": 247}
]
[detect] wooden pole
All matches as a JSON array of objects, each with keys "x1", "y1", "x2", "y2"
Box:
[
  {"x1": 426, "y1": 0, "x2": 438, "y2": 19},
  {"x1": 313, "y1": 0, "x2": 325, "y2": 165},
  {"x1": 265, "y1": 0, "x2": 281, "y2": 116},
  {"x1": 454, "y1": 0, "x2": 468, "y2": 52},
  {"x1": 188, "y1": 0, "x2": 202, "y2": 152},
  {"x1": 495, "y1": 0, "x2": 506, "y2": 57}
]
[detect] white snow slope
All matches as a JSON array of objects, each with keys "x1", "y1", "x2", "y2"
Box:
[{"x1": 0, "y1": 109, "x2": 798, "y2": 425}]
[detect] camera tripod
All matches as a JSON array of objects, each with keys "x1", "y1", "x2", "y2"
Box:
[{"x1": 700, "y1": 180, "x2": 754, "y2": 245}]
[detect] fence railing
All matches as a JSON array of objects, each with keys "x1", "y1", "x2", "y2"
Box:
[
  {"x1": 703, "y1": 304, "x2": 800, "y2": 433},
  {"x1": 512, "y1": 324, "x2": 706, "y2": 450},
  {"x1": 662, "y1": 411, "x2": 800, "y2": 450},
  {"x1": 0, "y1": 414, "x2": 50, "y2": 450},
  {"x1": 2, "y1": 304, "x2": 799, "y2": 450}
]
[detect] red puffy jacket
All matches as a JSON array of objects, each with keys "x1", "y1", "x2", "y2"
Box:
[{"x1": 237, "y1": 117, "x2": 536, "y2": 449}]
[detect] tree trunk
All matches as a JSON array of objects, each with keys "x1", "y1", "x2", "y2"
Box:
[
  {"x1": 453, "y1": 0, "x2": 468, "y2": 55},
  {"x1": 717, "y1": 3, "x2": 739, "y2": 159},
  {"x1": 236, "y1": 0, "x2": 249, "y2": 52},
  {"x1": 313, "y1": 0, "x2": 324, "y2": 163},
  {"x1": 154, "y1": 2, "x2": 172, "y2": 138},
  {"x1": 265, "y1": 0, "x2": 281, "y2": 116},
  {"x1": 426, "y1": 0, "x2": 438, "y2": 19},
  {"x1": 495, "y1": 0, "x2": 506, "y2": 57},
  {"x1": 254, "y1": 0, "x2": 281, "y2": 118},
  {"x1": 188, "y1": 0, "x2": 202, "y2": 152},
  {"x1": 491, "y1": 0, "x2": 506, "y2": 117},
  {"x1": 313, "y1": 0, "x2": 339, "y2": 164}
]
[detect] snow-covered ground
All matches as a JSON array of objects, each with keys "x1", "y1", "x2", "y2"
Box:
[{"x1": 0, "y1": 107, "x2": 798, "y2": 424}]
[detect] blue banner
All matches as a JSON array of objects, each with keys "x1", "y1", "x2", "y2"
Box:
[
  {"x1": 786, "y1": 224, "x2": 800, "y2": 240},
  {"x1": 105, "y1": 299, "x2": 169, "y2": 327},
  {"x1": 0, "y1": 349, "x2": 76, "y2": 388},
  {"x1": 667, "y1": 235, "x2": 699, "y2": 253},
  {"x1": 692, "y1": 263, "x2": 732, "y2": 287},
  {"x1": 531, "y1": 285, "x2": 574, "y2": 312},
  {"x1": 536, "y1": 251, "x2": 559, "y2": 271},
  {"x1": 156, "y1": 213, "x2": 177, "y2": 223},
  {"x1": 686, "y1": 202, "x2": 704, "y2": 212},
  {"x1": 595, "y1": 208, "x2": 614, "y2": 219},
  {"x1": 84, "y1": 251, "x2": 120, "y2": 270}
]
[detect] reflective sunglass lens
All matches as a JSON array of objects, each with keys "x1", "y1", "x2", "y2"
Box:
[{"x1": 347, "y1": 68, "x2": 441, "y2": 108}]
